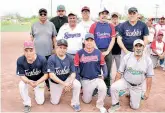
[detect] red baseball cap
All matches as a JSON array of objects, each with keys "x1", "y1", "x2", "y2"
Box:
[
  {"x1": 24, "y1": 41, "x2": 34, "y2": 49},
  {"x1": 81, "y1": 6, "x2": 90, "y2": 12},
  {"x1": 158, "y1": 30, "x2": 164, "y2": 36}
]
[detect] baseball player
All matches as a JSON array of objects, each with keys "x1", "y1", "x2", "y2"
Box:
[
  {"x1": 47, "y1": 39, "x2": 81, "y2": 112},
  {"x1": 16, "y1": 41, "x2": 48, "y2": 113},
  {"x1": 74, "y1": 33, "x2": 108, "y2": 113},
  {"x1": 109, "y1": 39, "x2": 154, "y2": 112},
  {"x1": 117, "y1": 7, "x2": 149, "y2": 58},
  {"x1": 56, "y1": 12, "x2": 86, "y2": 57}
]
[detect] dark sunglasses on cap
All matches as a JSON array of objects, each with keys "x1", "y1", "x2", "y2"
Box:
[{"x1": 40, "y1": 13, "x2": 47, "y2": 16}]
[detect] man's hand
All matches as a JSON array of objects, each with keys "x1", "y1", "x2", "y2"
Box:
[
  {"x1": 124, "y1": 49, "x2": 130, "y2": 54},
  {"x1": 63, "y1": 82, "x2": 72, "y2": 92},
  {"x1": 102, "y1": 51, "x2": 109, "y2": 56},
  {"x1": 144, "y1": 91, "x2": 150, "y2": 100},
  {"x1": 28, "y1": 80, "x2": 36, "y2": 88},
  {"x1": 159, "y1": 54, "x2": 164, "y2": 59}
]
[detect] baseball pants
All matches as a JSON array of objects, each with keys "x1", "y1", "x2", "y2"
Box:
[
  {"x1": 111, "y1": 78, "x2": 145, "y2": 109},
  {"x1": 49, "y1": 78, "x2": 81, "y2": 106},
  {"x1": 81, "y1": 78, "x2": 107, "y2": 109},
  {"x1": 19, "y1": 81, "x2": 45, "y2": 106},
  {"x1": 150, "y1": 55, "x2": 159, "y2": 68},
  {"x1": 112, "y1": 54, "x2": 121, "y2": 70}
]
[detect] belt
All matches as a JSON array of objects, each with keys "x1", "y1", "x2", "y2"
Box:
[
  {"x1": 151, "y1": 54, "x2": 158, "y2": 56},
  {"x1": 127, "y1": 81, "x2": 142, "y2": 86}
]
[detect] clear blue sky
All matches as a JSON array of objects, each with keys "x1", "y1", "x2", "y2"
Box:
[{"x1": 1, "y1": 0, "x2": 165, "y2": 18}]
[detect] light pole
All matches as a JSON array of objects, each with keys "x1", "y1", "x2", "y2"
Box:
[
  {"x1": 155, "y1": 4, "x2": 159, "y2": 19},
  {"x1": 51, "y1": 0, "x2": 52, "y2": 17}
]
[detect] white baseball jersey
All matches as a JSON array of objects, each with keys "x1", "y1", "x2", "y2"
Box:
[
  {"x1": 79, "y1": 20, "x2": 94, "y2": 33},
  {"x1": 118, "y1": 52, "x2": 154, "y2": 84},
  {"x1": 148, "y1": 27, "x2": 155, "y2": 42},
  {"x1": 57, "y1": 23, "x2": 86, "y2": 54},
  {"x1": 154, "y1": 23, "x2": 165, "y2": 42}
]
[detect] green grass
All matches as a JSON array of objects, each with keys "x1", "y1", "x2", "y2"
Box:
[{"x1": 1, "y1": 24, "x2": 31, "y2": 32}]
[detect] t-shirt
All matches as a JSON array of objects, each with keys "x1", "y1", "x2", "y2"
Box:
[
  {"x1": 148, "y1": 27, "x2": 155, "y2": 43},
  {"x1": 16, "y1": 54, "x2": 47, "y2": 81},
  {"x1": 150, "y1": 40, "x2": 165, "y2": 55},
  {"x1": 47, "y1": 54, "x2": 75, "y2": 83},
  {"x1": 78, "y1": 20, "x2": 94, "y2": 33},
  {"x1": 119, "y1": 20, "x2": 149, "y2": 51},
  {"x1": 118, "y1": 52, "x2": 154, "y2": 85},
  {"x1": 112, "y1": 23, "x2": 121, "y2": 55},
  {"x1": 56, "y1": 23, "x2": 86, "y2": 54},
  {"x1": 74, "y1": 49, "x2": 105, "y2": 79},
  {"x1": 154, "y1": 23, "x2": 165, "y2": 42},
  {"x1": 89, "y1": 22, "x2": 116, "y2": 49},
  {"x1": 31, "y1": 21, "x2": 57, "y2": 56},
  {"x1": 50, "y1": 16, "x2": 68, "y2": 33}
]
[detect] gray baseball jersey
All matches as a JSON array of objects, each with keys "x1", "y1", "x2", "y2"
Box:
[
  {"x1": 118, "y1": 52, "x2": 154, "y2": 84},
  {"x1": 31, "y1": 21, "x2": 57, "y2": 56}
]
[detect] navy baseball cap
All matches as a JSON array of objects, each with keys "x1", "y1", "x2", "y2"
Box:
[
  {"x1": 85, "y1": 33, "x2": 94, "y2": 40},
  {"x1": 99, "y1": 7, "x2": 109, "y2": 15},
  {"x1": 68, "y1": 12, "x2": 77, "y2": 17},
  {"x1": 128, "y1": 7, "x2": 138, "y2": 13},
  {"x1": 39, "y1": 8, "x2": 47, "y2": 14},
  {"x1": 57, "y1": 39, "x2": 68, "y2": 47}
]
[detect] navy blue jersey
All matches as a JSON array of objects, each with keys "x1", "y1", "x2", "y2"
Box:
[
  {"x1": 119, "y1": 20, "x2": 149, "y2": 51},
  {"x1": 47, "y1": 54, "x2": 75, "y2": 83},
  {"x1": 74, "y1": 49, "x2": 105, "y2": 79},
  {"x1": 16, "y1": 54, "x2": 47, "y2": 81}
]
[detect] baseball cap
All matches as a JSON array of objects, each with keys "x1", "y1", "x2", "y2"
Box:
[
  {"x1": 133, "y1": 39, "x2": 144, "y2": 46},
  {"x1": 39, "y1": 8, "x2": 47, "y2": 14},
  {"x1": 57, "y1": 39, "x2": 68, "y2": 47},
  {"x1": 99, "y1": 7, "x2": 109, "y2": 15},
  {"x1": 111, "y1": 12, "x2": 119, "y2": 18},
  {"x1": 57, "y1": 5, "x2": 65, "y2": 11},
  {"x1": 85, "y1": 33, "x2": 94, "y2": 40},
  {"x1": 81, "y1": 6, "x2": 90, "y2": 12},
  {"x1": 68, "y1": 12, "x2": 77, "y2": 16},
  {"x1": 158, "y1": 30, "x2": 164, "y2": 36},
  {"x1": 24, "y1": 41, "x2": 34, "y2": 49},
  {"x1": 128, "y1": 7, "x2": 138, "y2": 13},
  {"x1": 160, "y1": 16, "x2": 165, "y2": 19}
]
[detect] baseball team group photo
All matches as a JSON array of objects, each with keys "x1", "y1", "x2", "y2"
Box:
[{"x1": 1, "y1": 0, "x2": 165, "y2": 113}]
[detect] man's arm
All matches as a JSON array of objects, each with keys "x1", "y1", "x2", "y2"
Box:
[
  {"x1": 20, "y1": 76, "x2": 35, "y2": 87},
  {"x1": 143, "y1": 36, "x2": 148, "y2": 47},
  {"x1": 144, "y1": 77, "x2": 152, "y2": 100},
  {"x1": 117, "y1": 36, "x2": 129, "y2": 53},
  {"x1": 49, "y1": 73, "x2": 67, "y2": 86},
  {"x1": 35, "y1": 74, "x2": 48, "y2": 85},
  {"x1": 68, "y1": 72, "x2": 76, "y2": 83},
  {"x1": 114, "y1": 72, "x2": 122, "y2": 82}
]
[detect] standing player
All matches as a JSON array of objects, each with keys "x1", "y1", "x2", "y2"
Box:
[
  {"x1": 47, "y1": 39, "x2": 81, "y2": 112},
  {"x1": 57, "y1": 12, "x2": 86, "y2": 57},
  {"x1": 16, "y1": 41, "x2": 48, "y2": 113},
  {"x1": 109, "y1": 39, "x2": 154, "y2": 112},
  {"x1": 117, "y1": 7, "x2": 149, "y2": 58},
  {"x1": 89, "y1": 8, "x2": 116, "y2": 96},
  {"x1": 50, "y1": 5, "x2": 68, "y2": 33},
  {"x1": 74, "y1": 33, "x2": 108, "y2": 113}
]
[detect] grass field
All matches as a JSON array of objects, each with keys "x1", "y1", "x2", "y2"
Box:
[{"x1": 1, "y1": 24, "x2": 31, "y2": 32}]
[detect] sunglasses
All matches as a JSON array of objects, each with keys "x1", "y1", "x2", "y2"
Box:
[
  {"x1": 39, "y1": 13, "x2": 47, "y2": 16},
  {"x1": 135, "y1": 44, "x2": 143, "y2": 47},
  {"x1": 58, "y1": 10, "x2": 64, "y2": 12}
]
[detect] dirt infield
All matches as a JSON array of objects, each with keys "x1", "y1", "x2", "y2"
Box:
[{"x1": 1, "y1": 32, "x2": 165, "y2": 112}]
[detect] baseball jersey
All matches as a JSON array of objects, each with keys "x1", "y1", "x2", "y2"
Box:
[
  {"x1": 47, "y1": 54, "x2": 75, "y2": 84},
  {"x1": 118, "y1": 52, "x2": 154, "y2": 85},
  {"x1": 31, "y1": 21, "x2": 57, "y2": 56},
  {"x1": 56, "y1": 23, "x2": 86, "y2": 54},
  {"x1": 154, "y1": 23, "x2": 165, "y2": 42},
  {"x1": 112, "y1": 23, "x2": 121, "y2": 55},
  {"x1": 119, "y1": 20, "x2": 149, "y2": 51},
  {"x1": 148, "y1": 27, "x2": 155, "y2": 43},
  {"x1": 150, "y1": 40, "x2": 165, "y2": 55},
  {"x1": 74, "y1": 49, "x2": 105, "y2": 79},
  {"x1": 78, "y1": 20, "x2": 94, "y2": 33},
  {"x1": 16, "y1": 54, "x2": 47, "y2": 81},
  {"x1": 89, "y1": 22, "x2": 116, "y2": 49}
]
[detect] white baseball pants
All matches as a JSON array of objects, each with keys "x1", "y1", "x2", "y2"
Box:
[
  {"x1": 19, "y1": 81, "x2": 45, "y2": 106},
  {"x1": 49, "y1": 78, "x2": 81, "y2": 106},
  {"x1": 81, "y1": 78, "x2": 107, "y2": 109}
]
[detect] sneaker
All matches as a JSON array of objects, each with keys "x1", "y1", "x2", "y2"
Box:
[
  {"x1": 24, "y1": 105, "x2": 31, "y2": 113},
  {"x1": 108, "y1": 104, "x2": 120, "y2": 113},
  {"x1": 99, "y1": 107, "x2": 108, "y2": 113},
  {"x1": 72, "y1": 105, "x2": 81, "y2": 112},
  {"x1": 92, "y1": 88, "x2": 98, "y2": 96},
  {"x1": 119, "y1": 90, "x2": 126, "y2": 97},
  {"x1": 107, "y1": 87, "x2": 111, "y2": 97},
  {"x1": 160, "y1": 64, "x2": 164, "y2": 68}
]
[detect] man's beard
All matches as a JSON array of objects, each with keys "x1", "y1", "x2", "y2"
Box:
[{"x1": 135, "y1": 49, "x2": 143, "y2": 56}]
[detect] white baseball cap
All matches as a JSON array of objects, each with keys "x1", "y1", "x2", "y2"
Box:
[{"x1": 133, "y1": 39, "x2": 144, "y2": 46}]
